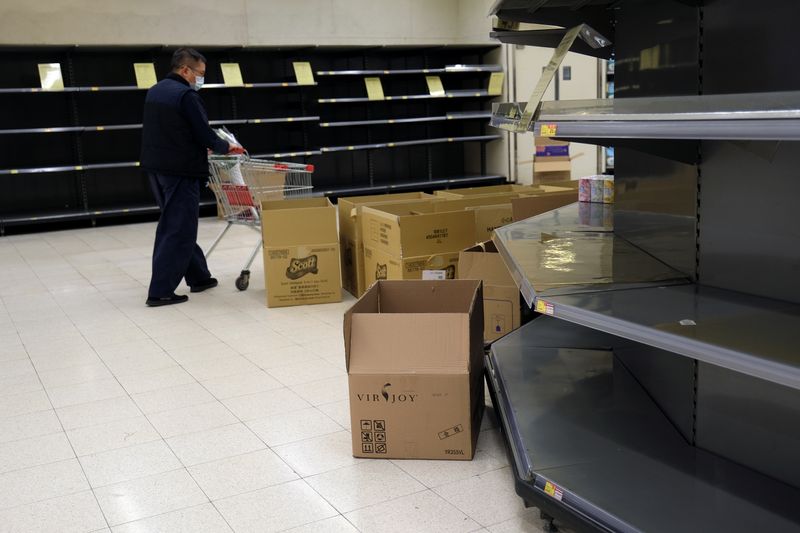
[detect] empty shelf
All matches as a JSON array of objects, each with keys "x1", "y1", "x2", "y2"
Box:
[
  {"x1": 492, "y1": 203, "x2": 688, "y2": 304},
  {"x1": 315, "y1": 174, "x2": 506, "y2": 197},
  {"x1": 486, "y1": 317, "x2": 800, "y2": 533},
  {"x1": 1, "y1": 201, "x2": 216, "y2": 226},
  {"x1": 0, "y1": 82, "x2": 313, "y2": 94},
  {"x1": 249, "y1": 150, "x2": 321, "y2": 159},
  {"x1": 0, "y1": 116, "x2": 318, "y2": 136},
  {"x1": 318, "y1": 90, "x2": 494, "y2": 103},
  {"x1": 320, "y1": 111, "x2": 491, "y2": 127},
  {"x1": 491, "y1": 91, "x2": 800, "y2": 140},
  {"x1": 320, "y1": 134, "x2": 500, "y2": 153},
  {"x1": 0, "y1": 161, "x2": 141, "y2": 175},
  {"x1": 316, "y1": 64, "x2": 501, "y2": 76}
]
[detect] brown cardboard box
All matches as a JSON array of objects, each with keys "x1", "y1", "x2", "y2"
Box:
[
  {"x1": 459, "y1": 242, "x2": 520, "y2": 343},
  {"x1": 434, "y1": 184, "x2": 542, "y2": 199},
  {"x1": 359, "y1": 202, "x2": 476, "y2": 285},
  {"x1": 534, "y1": 136, "x2": 572, "y2": 185},
  {"x1": 338, "y1": 192, "x2": 436, "y2": 297},
  {"x1": 511, "y1": 190, "x2": 578, "y2": 221},
  {"x1": 261, "y1": 197, "x2": 342, "y2": 308},
  {"x1": 344, "y1": 280, "x2": 484, "y2": 460}
]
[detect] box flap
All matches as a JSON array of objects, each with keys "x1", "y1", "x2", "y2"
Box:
[
  {"x1": 458, "y1": 242, "x2": 516, "y2": 286},
  {"x1": 261, "y1": 198, "x2": 337, "y2": 247},
  {"x1": 377, "y1": 280, "x2": 480, "y2": 313},
  {"x1": 343, "y1": 282, "x2": 380, "y2": 371},
  {"x1": 349, "y1": 313, "x2": 470, "y2": 373},
  {"x1": 511, "y1": 191, "x2": 577, "y2": 222}
]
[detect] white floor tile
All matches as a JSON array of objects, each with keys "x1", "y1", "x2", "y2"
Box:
[
  {"x1": 111, "y1": 502, "x2": 232, "y2": 533},
  {"x1": 200, "y1": 370, "x2": 283, "y2": 400},
  {"x1": 166, "y1": 423, "x2": 265, "y2": 467},
  {"x1": 79, "y1": 440, "x2": 182, "y2": 488},
  {"x1": 132, "y1": 382, "x2": 216, "y2": 415},
  {"x1": 222, "y1": 387, "x2": 310, "y2": 422},
  {"x1": 187, "y1": 449, "x2": 298, "y2": 501},
  {"x1": 0, "y1": 389, "x2": 51, "y2": 420},
  {"x1": 433, "y1": 467, "x2": 536, "y2": 528},
  {"x1": 246, "y1": 407, "x2": 343, "y2": 447},
  {"x1": 102, "y1": 351, "x2": 177, "y2": 377},
  {"x1": 181, "y1": 355, "x2": 262, "y2": 382},
  {"x1": 115, "y1": 366, "x2": 197, "y2": 396},
  {"x1": 0, "y1": 431, "x2": 75, "y2": 475},
  {"x1": 290, "y1": 375, "x2": 350, "y2": 406},
  {"x1": 317, "y1": 400, "x2": 352, "y2": 431},
  {"x1": 47, "y1": 378, "x2": 127, "y2": 409},
  {"x1": 0, "y1": 490, "x2": 107, "y2": 533},
  {"x1": 267, "y1": 358, "x2": 345, "y2": 386},
  {"x1": 0, "y1": 409, "x2": 63, "y2": 445},
  {"x1": 240, "y1": 343, "x2": 318, "y2": 370},
  {"x1": 282, "y1": 516, "x2": 359, "y2": 533},
  {"x1": 165, "y1": 341, "x2": 240, "y2": 366},
  {"x1": 94, "y1": 468, "x2": 208, "y2": 526},
  {"x1": 393, "y1": 449, "x2": 507, "y2": 489},
  {"x1": 57, "y1": 396, "x2": 143, "y2": 431},
  {"x1": 307, "y1": 460, "x2": 426, "y2": 513},
  {"x1": 344, "y1": 490, "x2": 479, "y2": 533},
  {"x1": 66, "y1": 416, "x2": 161, "y2": 457},
  {"x1": 146, "y1": 401, "x2": 239, "y2": 439},
  {"x1": 0, "y1": 459, "x2": 89, "y2": 510},
  {"x1": 214, "y1": 479, "x2": 337, "y2": 533},
  {"x1": 0, "y1": 358, "x2": 36, "y2": 379},
  {"x1": 273, "y1": 431, "x2": 362, "y2": 477},
  {"x1": 38, "y1": 362, "x2": 114, "y2": 390},
  {"x1": 0, "y1": 372, "x2": 42, "y2": 397}
]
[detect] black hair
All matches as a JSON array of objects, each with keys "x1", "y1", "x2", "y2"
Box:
[{"x1": 171, "y1": 48, "x2": 207, "y2": 71}]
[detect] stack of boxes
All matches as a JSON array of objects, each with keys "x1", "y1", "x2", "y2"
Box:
[{"x1": 533, "y1": 136, "x2": 572, "y2": 185}]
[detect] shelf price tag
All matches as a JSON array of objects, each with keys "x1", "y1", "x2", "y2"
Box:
[
  {"x1": 425, "y1": 75, "x2": 445, "y2": 97},
  {"x1": 535, "y1": 299, "x2": 555, "y2": 316},
  {"x1": 487, "y1": 72, "x2": 504, "y2": 96},
  {"x1": 38, "y1": 63, "x2": 64, "y2": 91},
  {"x1": 540, "y1": 123, "x2": 558, "y2": 137},
  {"x1": 133, "y1": 63, "x2": 157, "y2": 89},
  {"x1": 293, "y1": 62, "x2": 315, "y2": 85},
  {"x1": 220, "y1": 63, "x2": 244, "y2": 87},
  {"x1": 543, "y1": 481, "x2": 563, "y2": 501},
  {"x1": 364, "y1": 77, "x2": 385, "y2": 100}
]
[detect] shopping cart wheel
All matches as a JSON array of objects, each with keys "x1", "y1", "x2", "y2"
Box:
[{"x1": 235, "y1": 270, "x2": 250, "y2": 291}]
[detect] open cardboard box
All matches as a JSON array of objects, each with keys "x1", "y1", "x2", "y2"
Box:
[{"x1": 344, "y1": 280, "x2": 484, "y2": 460}]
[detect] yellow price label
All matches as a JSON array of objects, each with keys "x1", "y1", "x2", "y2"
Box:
[
  {"x1": 535, "y1": 300, "x2": 547, "y2": 314},
  {"x1": 292, "y1": 62, "x2": 315, "y2": 86},
  {"x1": 364, "y1": 77, "x2": 385, "y2": 100},
  {"x1": 220, "y1": 63, "x2": 244, "y2": 87},
  {"x1": 540, "y1": 123, "x2": 558, "y2": 137},
  {"x1": 487, "y1": 72, "x2": 504, "y2": 96},
  {"x1": 133, "y1": 63, "x2": 157, "y2": 89},
  {"x1": 425, "y1": 75, "x2": 445, "y2": 97}
]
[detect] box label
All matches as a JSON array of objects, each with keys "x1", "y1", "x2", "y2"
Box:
[
  {"x1": 360, "y1": 419, "x2": 388, "y2": 454},
  {"x1": 422, "y1": 270, "x2": 447, "y2": 280},
  {"x1": 285, "y1": 255, "x2": 318, "y2": 280}
]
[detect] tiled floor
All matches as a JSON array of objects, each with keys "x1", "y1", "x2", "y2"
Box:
[{"x1": 0, "y1": 219, "x2": 558, "y2": 532}]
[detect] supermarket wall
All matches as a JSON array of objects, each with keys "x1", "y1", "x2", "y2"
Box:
[{"x1": 0, "y1": 0, "x2": 496, "y2": 46}]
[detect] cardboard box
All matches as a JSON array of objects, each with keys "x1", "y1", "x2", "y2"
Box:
[
  {"x1": 338, "y1": 192, "x2": 436, "y2": 297},
  {"x1": 511, "y1": 190, "x2": 577, "y2": 221},
  {"x1": 533, "y1": 136, "x2": 572, "y2": 185},
  {"x1": 433, "y1": 184, "x2": 541, "y2": 199},
  {"x1": 344, "y1": 280, "x2": 484, "y2": 460},
  {"x1": 261, "y1": 197, "x2": 342, "y2": 308},
  {"x1": 459, "y1": 241, "x2": 521, "y2": 343},
  {"x1": 360, "y1": 202, "x2": 476, "y2": 286}
]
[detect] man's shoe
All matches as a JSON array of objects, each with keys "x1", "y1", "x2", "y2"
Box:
[
  {"x1": 146, "y1": 294, "x2": 189, "y2": 307},
  {"x1": 190, "y1": 278, "x2": 218, "y2": 293}
]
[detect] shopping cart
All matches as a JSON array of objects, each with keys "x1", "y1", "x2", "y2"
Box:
[{"x1": 206, "y1": 154, "x2": 314, "y2": 290}]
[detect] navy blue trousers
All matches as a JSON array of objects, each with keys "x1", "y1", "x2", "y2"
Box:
[{"x1": 147, "y1": 172, "x2": 212, "y2": 298}]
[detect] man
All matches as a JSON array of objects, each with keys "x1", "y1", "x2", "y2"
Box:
[{"x1": 141, "y1": 48, "x2": 244, "y2": 307}]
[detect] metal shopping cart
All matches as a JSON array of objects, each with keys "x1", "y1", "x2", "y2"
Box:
[{"x1": 206, "y1": 154, "x2": 314, "y2": 290}]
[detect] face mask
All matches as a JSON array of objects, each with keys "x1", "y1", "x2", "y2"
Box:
[{"x1": 193, "y1": 76, "x2": 204, "y2": 91}]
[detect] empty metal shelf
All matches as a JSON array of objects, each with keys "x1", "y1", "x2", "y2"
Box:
[
  {"x1": 491, "y1": 91, "x2": 800, "y2": 140},
  {"x1": 486, "y1": 317, "x2": 800, "y2": 532},
  {"x1": 320, "y1": 134, "x2": 500, "y2": 153},
  {"x1": 319, "y1": 111, "x2": 491, "y2": 128},
  {"x1": 318, "y1": 90, "x2": 494, "y2": 103},
  {"x1": 315, "y1": 64, "x2": 501, "y2": 76}
]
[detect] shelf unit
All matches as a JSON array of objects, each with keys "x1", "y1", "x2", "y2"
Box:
[
  {"x1": 487, "y1": 2, "x2": 800, "y2": 532},
  {"x1": 310, "y1": 45, "x2": 504, "y2": 197},
  {"x1": 0, "y1": 45, "x2": 505, "y2": 232}
]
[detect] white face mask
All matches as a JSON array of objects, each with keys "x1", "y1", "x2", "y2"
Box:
[{"x1": 193, "y1": 76, "x2": 204, "y2": 91}]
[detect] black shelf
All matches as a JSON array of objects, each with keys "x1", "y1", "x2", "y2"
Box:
[
  {"x1": 320, "y1": 111, "x2": 491, "y2": 128},
  {"x1": 320, "y1": 134, "x2": 500, "y2": 153},
  {"x1": 315, "y1": 64, "x2": 502, "y2": 76},
  {"x1": 1, "y1": 44, "x2": 502, "y2": 231},
  {"x1": 487, "y1": 317, "x2": 800, "y2": 533},
  {"x1": 319, "y1": 90, "x2": 494, "y2": 103}
]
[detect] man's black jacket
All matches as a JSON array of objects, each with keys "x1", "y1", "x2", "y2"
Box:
[{"x1": 140, "y1": 73, "x2": 229, "y2": 178}]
